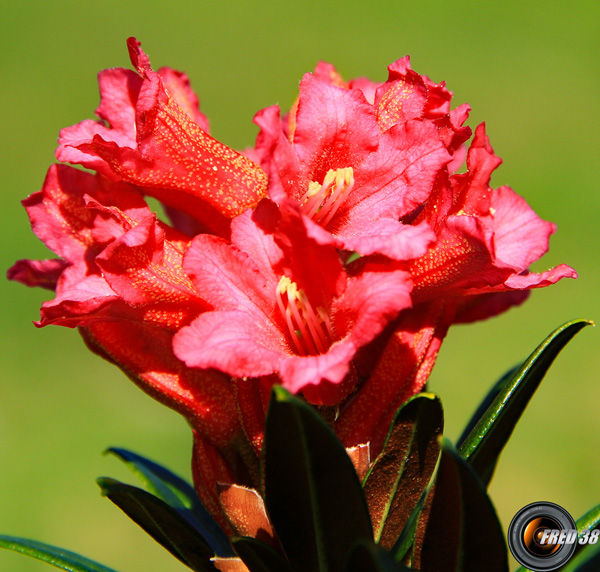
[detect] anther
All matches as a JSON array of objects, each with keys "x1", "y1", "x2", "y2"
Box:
[
  {"x1": 275, "y1": 276, "x2": 332, "y2": 356},
  {"x1": 300, "y1": 167, "x2": 355, "y2": 227}
]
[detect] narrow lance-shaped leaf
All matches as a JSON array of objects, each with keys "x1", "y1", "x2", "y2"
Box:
[
  {"x1": 345, "y1": 541, "x2": 413, "y2": 572},
  {"x1": 413, "y1": 439, "x2": 508, "y2": 572},
  {"x1": 105, "y1": 448, "x2": 232, "y2": 557},
  {"x1": 262, "y1": 386, "x2": 373, "y2": 572},
  {"x1": 363, "y1": 393, "x2": 443, "y2": 549},
  {"x1": 97, "y1": 477, "x2": 216, "y2": 572},
  {"x1": 457, "y1": 319, "x2": 592, "y2": 486},
  {"x1": 389, "y1": 450, "x2": 439, "y2": 564},
  {"x1": 571, "y1": 550, "x2": 600, "y2": 572},
  {"x1": 456, "y1": 366, "x2": 518, "y2": 447},
  {"x1": 0, "y1": 536, "x2": 117, "y2": 572}
]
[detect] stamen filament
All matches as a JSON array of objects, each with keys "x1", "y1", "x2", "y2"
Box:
[
  {"x1": 300, "y1": 167, "x2": 355, "y2": 227},
  {"x1": 276, "y1": 276, "x2": 333, "y2": 356},
  {"x1": 287, "y1": 287, "x2": 318, "y2": 355}
]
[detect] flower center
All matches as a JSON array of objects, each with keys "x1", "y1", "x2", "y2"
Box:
[
  {"x1": 300, "y1": 167, "x2": 355, "y2": 227},
  {"x1": 275, "y1": 276, "x2": 334, "y2": 356}
]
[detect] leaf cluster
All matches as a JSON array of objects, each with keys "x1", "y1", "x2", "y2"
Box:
[{"x1": 1, "y1": 320, "x2": 596, "y2": 571}]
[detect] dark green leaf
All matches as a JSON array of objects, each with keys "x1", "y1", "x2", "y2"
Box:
[
  {"x1": 456, "y1": 366, "x2": 519, "y2": 448},
  {"x1": 263, "y1": 386, "x2": 373, "y2": 572},
  {"x1": 569, "y1": 545, "x2": 600, "y2": 572},
  {"x1": 458, "y1": 319, "x2": 592, "y2": 486},
  {"x1": 231, "y1": 537, "x2": 293, "y2": 572},
  {"x1": 106, "y1": 447, "x2": 195, "y2": 509},
  {"x1": 0, "y1": 535, "x2": 117, "y2": 572},
  {"x1": 105, "y1": 448, "x2": 232, "y2": 556},
  {"x1": 345, "y1": 541, "x2": 412, "y2": 572},
  {"x1": 363, "y1": 393, "x2": 442, "y2": 549},
  {"x1": 97, "y1": 477, "x2": 216, "y2": 572},
  {"x1": 414, "y1": 439, "x2": 508, "y2": 572}
]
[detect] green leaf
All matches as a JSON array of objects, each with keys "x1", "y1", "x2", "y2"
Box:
[
  {"x1": 456, "y1": 366, "x2": 519, "y2": 447},
  {"x1": 574, "y1": 544, "x2": 600, "y2": 572},
  {"x1": 0, "y1": 535, "x2": 117, "y2": 572},
  {"x1": 262, "y1": 386, "x2": 373, "y2": 572},
  {"x1": 345, "y1": 541, "x2": 412, "y2": 572},
  {"x1": 106, "y1": 447, "x2": 194, "y2": 509},
  {"x1": 105, "y1": 448, "x2": 232, "y2": 557},
  {"x1": 575, "y1": 504, "x2": 600, "y2": 540},
  {"x1": 231, "y1": 537, "x2": 293, "y2": 572},
  {"x1": 458, "y1": 319, "x2": 592, "y2": 486},
  {"x1": 363, "y1": 393, "x2": 443, "y2": 550},
  {"x1": 413, "y1": 439, "x2": 508, "y2": 572},
  {"x1": 97, "y1": 477, "x2": 216, "y2": 572}
]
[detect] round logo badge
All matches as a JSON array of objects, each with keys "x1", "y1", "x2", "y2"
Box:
[{"x1": 508, "y1": 502, "x2": 577, "y2": 571}]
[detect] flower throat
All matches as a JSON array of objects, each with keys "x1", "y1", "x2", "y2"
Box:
[
  {"x1": 276, "y1": 276, "x2": 334, "y2": 356},
  {"x1": 300, "y1": 167, "x2": 354, "y2": 226}
]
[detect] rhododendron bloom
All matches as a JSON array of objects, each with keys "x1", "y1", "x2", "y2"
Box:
[
  {"x1": 251, "y1": 83, "x2": 445, "y2": 261},
  {"x1": 7, "y1": 163, "x2": 241, "y2": 447},
  {"x1": 57, "y1": 38, "x2": 267, "y2": 236},
  {"x1": 335, "y1": 124, "x2": 577, "y2": 452},
  {"x1": 249, "y1": 57, "x2": 474, "y2": 261},
  {"x1": 8, "y1": 38, "x2": 577, "y2": 489},
  {"x1": 173, "y1": 200, "x2": 413, "y2": 404}
]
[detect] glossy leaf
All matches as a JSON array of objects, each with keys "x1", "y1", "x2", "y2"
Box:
[
  {"x1": 231, "y1": 537, "x2": 293, "y2": 572},
  {"x1": 458, "y1": 319, "x2": 591, "y2": 486},
  {"x1": 575, "y1": 504, "x2": 600, "y2": 540},
  {"x1": 456, "y1": 366, "x2": 518, "y2": 447},
  {"x1": 106, "y1": 447, "x2": 196, "y2": 509},
  {"x1": 262, "y1": 386, "x2": 373, "y2": 572},
  {"x1": 414, "y1": 439, "x2": 508, "y2": 572},
  {"x1": 363, "y1": 393, "x2": 443, "y2": 549},
  {"x1": 0, "y1": 535, "x2": 117, "y2": 572},
  {"x1": 570, "y1": 546, "x2": 600, "y2": 572},
  {"x1": 345, "y1": 541, "x2": 412, "y2": 572},
  {"x1": 105, "y1": 448, "x2": 232, "y2": 556},
  {"x1": 97, "y1": 477, "x2": 216, "y2": 571}
]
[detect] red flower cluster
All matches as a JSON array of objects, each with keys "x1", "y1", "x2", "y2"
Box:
[{"x1": 9, "y1": 38, "x2": 575, "y2": 522}]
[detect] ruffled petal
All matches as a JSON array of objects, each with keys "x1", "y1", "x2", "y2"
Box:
[
  {"x1": 173, "y1": 310, "x2": 286, "y2": 377},
  {"x1": 7, "y1": 258, "x2": 67, "y2": 290},
  {"x1": 292, "y1": 74, "x2": 380, "y2": 180}
]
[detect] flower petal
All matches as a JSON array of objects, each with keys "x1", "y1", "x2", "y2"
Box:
[
  {"x1": 292, "y1": 73, "x2": 380, "y2": 180},
  {"x1": 174, "y1": 310, "x2": 285, "y2": 378},
  {"x1": 488, "y1": 186, "x2": 556, "y2": 271},
  {"x1": 337, "y1": 219, "x2": 436, "y2": 260},
  {"x1": 7, "y1": 258, "x2": 67, "y2": 290},
  {"x1": 82, "y1": 322, "x2": 240, "y2": 446}
]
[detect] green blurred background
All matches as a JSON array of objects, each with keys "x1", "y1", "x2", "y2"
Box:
[{"x1": 1, "y1": 1, "x2": 598, "y2": 570}]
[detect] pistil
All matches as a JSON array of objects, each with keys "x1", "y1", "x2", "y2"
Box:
[
  {"x1": 275, "y1": 276, "x2": 334, "y2": 356},
  {"x1": 300, "y1": 167, "x2": 355, "y2": 227}
]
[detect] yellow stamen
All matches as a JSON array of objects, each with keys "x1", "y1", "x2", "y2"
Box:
[
  {"x1": 275, "y1": 276, "x2": 333, "y2": 356},
  {"x1": 300, "y1": 167, "x2": 355, "y2": 227}
]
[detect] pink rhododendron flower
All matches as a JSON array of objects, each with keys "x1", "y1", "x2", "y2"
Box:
[
  {"x1": 57, "y1": 38, "x2": 267, "y2": 236},
  {"x1": 8, "y1": 38, "x2": 577, "y2": 518},
  {"x1": 8, "y1": 163, "x2": 240, "y2": 447},
  {"x1": 173, "y1": 200, "x2": 413, "y2": 405},
  {"x1": 251, "y1": 71, "x2": 450, "y2": 260},
  {"x1": 335, "y1": 124, "x2": 577, "y2": 452}
]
